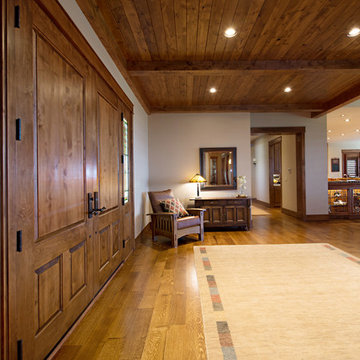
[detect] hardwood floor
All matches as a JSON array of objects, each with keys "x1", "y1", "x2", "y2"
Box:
[{"x1": 52, "y1": 209, "x2": 360, "y2": 360}]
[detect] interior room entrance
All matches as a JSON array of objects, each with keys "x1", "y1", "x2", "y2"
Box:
[{"x1": 251, "y1": 127, "x2": 306, "y2": 219}]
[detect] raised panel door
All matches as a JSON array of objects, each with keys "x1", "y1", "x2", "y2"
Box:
[
  {"x1": 93, "y1": 74, "x2": 123, "y2": 291},
  {"x1": 10, "y1": 5, "x2": 95, "y2": 358}
]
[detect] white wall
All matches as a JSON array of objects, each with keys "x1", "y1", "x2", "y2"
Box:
[
  {"x1": 59, "y1": 0, "x2": 149, "y2": 236},
  {"x1": 148, "y1": 113, "x2": 251, "y2": 207},
  {"x1": 328, "y1": 139, "x2": 360, "y2": 178},
  {"x1": 282, "y1": 135, "x2": 297, "y2": 212},
  {"x1": 251, "y1": 113, "x2": 328, "y2": 215},
  {"x1": 252, "y1": 135, "x2": 271, "y2": 203},
  {"x1": 252, "y1": 135, "x2": 280, "y2": 204}
]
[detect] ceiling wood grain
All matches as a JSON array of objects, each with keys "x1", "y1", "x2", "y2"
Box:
[{"x1": 76, "y1": 0, "x2": 360, "y2": 115}]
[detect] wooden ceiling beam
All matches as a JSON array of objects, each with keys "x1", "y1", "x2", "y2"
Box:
[
  {"x1": 151, "y1": 104, "x2": 324, "y2": 114},
  {"x1": 311, "y1": 84, "x2": 360, "y2": 118},
  {"x1": 128, "y1": 60, "x2": 360, "y2": 76}
]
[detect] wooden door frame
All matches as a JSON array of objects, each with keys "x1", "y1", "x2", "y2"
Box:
[
  {"x1": 1, "y1": 0, "x2": 7, "y2": 357},
  {"x1": 251, "y1": 127, "x2": 306, "y2": 219},
  {"x1": 268, "y1": 136, "x2": 282, "y2": 208}
]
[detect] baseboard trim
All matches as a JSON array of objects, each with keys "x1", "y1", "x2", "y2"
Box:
[
  {"x1": 303, "y1": 214, "x2": 330, "y2": 221},
  {"x1": 252, "y1": 199, "x2": 270, "y2": 208},
  {"x1": 281, "y1": 208, "x2": 298, "y2": 218},
  {"x1": 137, "y1": 222, "x2": 151, "y2": 239}
]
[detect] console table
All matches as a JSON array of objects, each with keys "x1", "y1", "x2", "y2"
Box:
[{"x1": 194, "y1": 197, "x2": 251, "y2": 230}]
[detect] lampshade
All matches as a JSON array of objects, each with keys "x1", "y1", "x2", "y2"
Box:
[{"x1": 189, "y1": 174, "x2": 206, "y2": 183}]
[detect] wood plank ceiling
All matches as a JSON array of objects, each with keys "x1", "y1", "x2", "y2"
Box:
[{"x1": 76, "y1": 0, "x2": 360, "y2": 116}]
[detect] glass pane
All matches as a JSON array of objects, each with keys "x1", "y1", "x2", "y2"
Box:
[
  {"x1": 328, "y1": 189, "x2": 348, "y2": 214},
  {"x1": 123, "y1": 117, "x2": 130, "y2": 204},
  {"x1": 353, "y1": 189, "x2": 360, "y2": 214}
]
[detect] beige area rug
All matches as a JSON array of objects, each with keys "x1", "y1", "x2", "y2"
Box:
[
  {"x1": 194, "y1": 244, "x2": 360, "y2": 360},
  {"x1": 251, "y1": 205, "x2": 271, "y2": 216}
]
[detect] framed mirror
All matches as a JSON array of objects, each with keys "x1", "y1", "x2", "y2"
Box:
[{"x1": 200, "y1": 147, "x2": 237, "y2": 190}]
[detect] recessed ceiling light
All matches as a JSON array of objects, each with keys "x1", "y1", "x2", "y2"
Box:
[
  {"x1": 328, "y1": 129, "x2": 331, "y2": 133},
  {"x1": 345, "y1": 118, "x2": 350, "y2": 122},
  {"x1": 327, "y1": 137, "x2": 330, "y2": 140},
  {"x1": 224, "y1": 28, "x2": 236, "y2": 38},
  {"x1": 341, "y1": 133, "x2": 345, "y2": 136},
  {"x1": 341, "y1": 114, "x2": 345, "y2": 117},
  {"x1": 209, "y1": 87, "x2": 217, "y2": 93},
  {"x1": 284, "y1": 87, "x2": 292, "y2": 93},
  {"x1": 356, "y1": 129, "x2": 360, "y2": 132},
  {"x1": 348, "y1": 27, "x2": 360, "y2": 37}
]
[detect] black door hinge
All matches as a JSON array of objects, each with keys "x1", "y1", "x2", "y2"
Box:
[
  {"x1": 14, "y1": 6, "x2": 20, "y2": 28},
  {"x1": 16, "y1": 118, "x2": 21, "y2": 141},
  {"x1": 121, "y1": 154, "x2": 124, "y2": 164},
  {"x1": 17, "y1": 339, "x2": 23, "y2": 360},
  {"x1": 122, "y1": 197, "x2": 125, "y2": 205},
  {"x1": 16, "y1": 230, "x2": 22, "y2": 252},
  {"x1": 123, "y1": 240, "x2": 126, "y2": 248},
  {"x1": 121, "y1": 112, "x2": 124, "y2": 122}
]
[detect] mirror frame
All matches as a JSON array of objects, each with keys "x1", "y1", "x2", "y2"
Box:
[{"x1": 200, "y1": 147, "x2": 237, "y2": 190}]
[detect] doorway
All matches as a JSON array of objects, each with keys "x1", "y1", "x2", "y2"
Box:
[{"x1": 251, "y1": 127, "x2": 306, "y2": 218}]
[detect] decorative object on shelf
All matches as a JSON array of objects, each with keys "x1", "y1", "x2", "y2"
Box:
[
  {"x1": 331, "y1": 158, "x2": 340, "y2": 172},
  {"x1": 236, "y1": 175, "x2": 247, "y2": 198},
  {"x1": 189, "y1": 173, "x2": 207, "y2": 198}
]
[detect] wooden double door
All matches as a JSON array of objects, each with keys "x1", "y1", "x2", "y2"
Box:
[{"x1": 5, "y1": 1, "x2": 134, "y2": 359}]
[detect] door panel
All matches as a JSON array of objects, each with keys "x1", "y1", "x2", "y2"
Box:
[
  {"x1": 36, "y1": 34, "x2": 85, "y2": 238},
  {"x1": 236, "y1": 207, "x2": 246, "y2": 223},
  {"x1": 210, "y1": 207, "x2": 223, "y2": 224},
  {"x1": 69, "y1": 240, "x2": 87, "y2": 298},
  {"x1": 35, "y1": 256, "x2": 62, "y2": 332},
  {"x1": 99, "y1": 95, "x2": 119, "y2": 210},
  {"x1": 93, "y1": 74, "x2": 123, "y2": 291},
  {"x1": 224, "y1": 206, "x2": 236, "y2": 223}
]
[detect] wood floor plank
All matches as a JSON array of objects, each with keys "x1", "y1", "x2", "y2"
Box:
[{"x1": 53, "y1": 208, "x2": 360, "y2": 359}]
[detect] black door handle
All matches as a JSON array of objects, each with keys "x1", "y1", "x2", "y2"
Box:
[
  {"x1": 93, "y1": 192, "x2": 106, "y2": 214},
  {"x1": 88, "y1": 193, "x2": 94, "y2": 218}
]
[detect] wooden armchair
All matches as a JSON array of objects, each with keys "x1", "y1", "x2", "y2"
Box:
[{"x1": 148, "y1": 189, "x2": 205, "y2": 248}]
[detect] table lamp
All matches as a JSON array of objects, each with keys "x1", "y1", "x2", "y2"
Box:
[{"x1": 189, "y1": 174, "x2": 207, "y2": 198}]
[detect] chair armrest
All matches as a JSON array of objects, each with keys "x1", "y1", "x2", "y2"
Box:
[
  {"x1": 187, "y1": 208, "x2": 206, "y2": 216},
  {"x1": 147, "y1": 212, "x2": 178, "y2": 218}
]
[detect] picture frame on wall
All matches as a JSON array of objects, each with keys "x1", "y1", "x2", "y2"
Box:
[{"x1": 331, "y1": 158, "x2": 340, "y2": 172}]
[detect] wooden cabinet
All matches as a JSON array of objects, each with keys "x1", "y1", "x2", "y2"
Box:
[
  {"x1": 328, "y1": 181, "x2": 360, "y2": 218},
  {"x1": 194, "y1": 198, "x2": 251, "y2": 230}
]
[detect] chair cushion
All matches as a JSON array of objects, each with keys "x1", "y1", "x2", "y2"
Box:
[
  {"x1": 160, "y1": 198, "x2": 189, "y2": 217},
  {"x1": 177, "y1": 216, "x2": 201, "y2": 229},
  {"x1": 148, "y1": 189, "x2": 174, "y2": 213}
]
